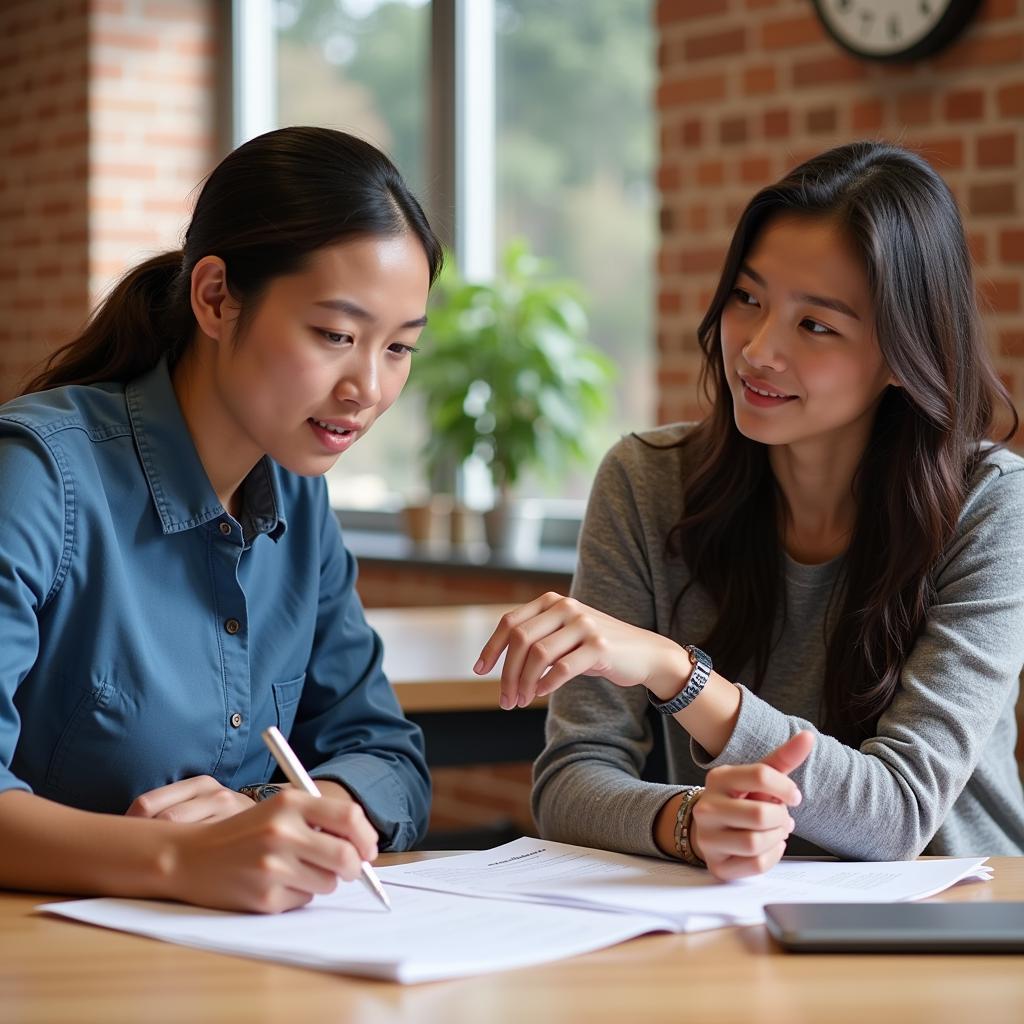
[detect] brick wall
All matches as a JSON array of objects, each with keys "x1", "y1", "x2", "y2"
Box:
[
  {"x1": 0, "y1": 0, "x2": 218, "y2": 402},
  {"x1": 655, "y1": 0, "x2": 1024, "y2": 425},
  {"x1": 0, "y1": 1, "x2": 90, "y2": 398}
]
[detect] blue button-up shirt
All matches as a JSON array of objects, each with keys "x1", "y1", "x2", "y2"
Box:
[{"x1": 0, "y1": 360, "x2": 429, "y2": 849}]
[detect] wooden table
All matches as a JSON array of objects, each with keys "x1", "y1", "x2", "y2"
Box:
[
  {"x1": 367, "y1": 604, "x2": 526, "y2": 712},
  {"x1": 1, "y1": 855, "x2": 1021, "y2": 1024},
  {"x1": 366, "y1": 605, "x2": 548, "y2": 768}
]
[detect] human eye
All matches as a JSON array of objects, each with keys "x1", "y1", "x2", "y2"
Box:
[
  {"x1": 800, "y1": 318, "x2": 836, "y2": 336},
  {"x1": 315, "y1": 328, "x2": 354, "y2": 345},
  {"x1": 387, "y1": 341, "x2": 420, "y2": 357},
  {"x1": 730, "y1": 287, "x2": 759, "y2": 307}
]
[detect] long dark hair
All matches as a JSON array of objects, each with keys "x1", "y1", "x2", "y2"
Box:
[
  {"x1": 668, "y1": 141, "x2": 1017, "y2": 746},
  {"x1": 23, "y1": 126, "x2": 443, "y2": 394}
]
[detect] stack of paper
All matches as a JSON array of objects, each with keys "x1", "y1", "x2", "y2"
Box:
[{"x1": 40, "y1": 837, "x2": 991, "y2": 983}]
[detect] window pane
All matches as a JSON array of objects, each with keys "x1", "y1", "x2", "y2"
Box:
[
  {"x1": 495, "y1": 0, "x2": 655, "y2": 499},
  {"x1": 275, "y1": 0, "x2": 431, "y2": 508}
]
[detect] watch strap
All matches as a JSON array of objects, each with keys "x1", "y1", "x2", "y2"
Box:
[{"x1": 648, "y1": 644, "x2": 712, "y2": 715}]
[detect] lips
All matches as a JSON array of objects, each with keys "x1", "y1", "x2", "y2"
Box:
[
  {"x1": 309, "y1": 417, "x2": 359, "y2": 436},
  {"x1": 740, "y1": 375, "x2": 794, "y2": 399}
]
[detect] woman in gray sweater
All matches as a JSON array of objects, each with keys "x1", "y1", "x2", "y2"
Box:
[{"x1": 475, "y1": 141, "x2": 1024, "y2": 880}]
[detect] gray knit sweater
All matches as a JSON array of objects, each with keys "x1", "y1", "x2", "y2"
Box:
[{"x1": 533, "y1": 425, "x2": 1024, "y2": 860}]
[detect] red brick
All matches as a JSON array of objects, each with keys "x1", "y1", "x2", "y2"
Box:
[
  {"x1": 967, "y1": 233, "x2": 987, "y2": 265},
  {"x1": 806, "y1": 107, "x2": 837, "y2": 134},
  {"x1": 851, "y1": 99, "x2": 885, "y2": 132},
  {"x1": 659, "y1": 290, "x2": 683, "y2": 314},
  {"x1": 895, "y1": 92, "x2": 932, "y2": 125},
  {"x1": 696, "y1": 160, "x2": 725, "y2": 186},
  {"x1": 686, "y1": 204, "x2": 710, "y2": 232},
  {"x1": 740, "y1": 156, "x2": 772, "y2": 184},
  {"x1": 761, "y1": 14, "x2": 824, "y2": 50},
  {"x1": 681, "y1": 118, "x2": 703, "y2": 147},
  {"x1": 1000, "y1": 230, "x2": 1024, "y2": 263},
  {"x1": 977, "y1": 133, "x2": 1016, "y2": 168},
  {"x1": 680, "y1": 247, "x2": 727, "y2": 273},
  {"x1": 93, "y1": 30, "x2": 161, "y2": 50},
  {"x1": 657, "y1": 163, "x2": 682, "y2": 191},
  {"x1": 1000, "y1": 330, "x2": 1024, "y2": 357},
  {"x1": 683, "y1": 27, "x2": 746, "y2": 61},
  {"x1": 657, "y1": 73, "x2": 728, "y2": 108},
  {"x1": 763, "y1": 108, "x2": 790, "y2": 139},
  {"x1": 934, "y1": 32, "x2": 1024, "y2": 71},
  {"x1": 793, "y1": 55, "x2": 866, "y2": 87},
  {"x1": 656, "y1": 0, "x2": 728, "y2": 25},
  {"x1": 969, "y1": 182, "x2": 1016, "y2": 216},
  {"x1": 720, "y1": 115, "x2": 748, "y2": 145},
  {"x1": 915, "y1": 137, "x2": 965, "y2": 170},
  {"x1": 978, "y1": 278, "x2": 1021, "y2": 313},
  {"x1": 742, "y1": 65, "x2": 776, "y2": 95},
  {"x1": 997, "y1": 82, "x2": 1024, "y2": 117},
  {"x1": 944, "y1": 89, "x2": 986, "y2": 121}
]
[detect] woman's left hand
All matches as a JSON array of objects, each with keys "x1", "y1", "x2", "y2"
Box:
[
  {"x1": 475, "y1": 592, "x2": 689, "y2": 709},
  {"x1": 125, "y1": 776, "x2": 261, "y2": 823}
]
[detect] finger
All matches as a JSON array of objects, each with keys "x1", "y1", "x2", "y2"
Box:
[
  {"x1": 515, "y1": 623, "x2": 591, "y2": 707},
  {"x1": 153, "y1": 787, "x2": 252, "y2": 824},
  {"x1": 692, "y1": 793, "x2": 794, "y2": 833},
  {"x1": 534, "y1": 643, "x2": 610, "y2": 699},
  {"x1": 498, "y1": 601, "x2": 580, "y2": 709},
  {"x1": 303, "y1": 795, "x2": 379, "y2": 861},
  {"x1": 125, "y1": 776, "x2": 221, "y2": 818},
  {"x1": 694, "y1": 824, "x2": 792, "y2": 860},
  {"x1": 298, "y1": 829, "x2": 371, "y2": 883},
  {"x1": 760, "y1": 730, "x2": 815, "y2": 782},
  {"x1": 475, "y1": 592, "x2": 564, "y2": 674},
  {"x1": 709, "y1": 843, "x2": 787, "y2": 882},
  {"x1": 706, "y1": 762, "x2": 801, "y2": 806}
]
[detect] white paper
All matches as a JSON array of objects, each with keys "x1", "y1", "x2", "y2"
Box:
[
  {"x1": 378, "y1": 836, "x2": 991, "y2": 928},
  {"x1": 40, "y1": 882, "x2": 667, "y2": 984}
]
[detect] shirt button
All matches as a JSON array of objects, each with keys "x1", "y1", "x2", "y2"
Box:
[
  {"x1": 230, "y1": 712, "x2": 242, "y2": 728},
  {"x1": 224, "y1": 618, "x2": 241, "y2": 635},
  {"x1": 219, "y1": 522, "x2": 232, "y2": 536}
]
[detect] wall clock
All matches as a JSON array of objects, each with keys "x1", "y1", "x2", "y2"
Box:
[{"x1": 810, "y1": 0, "x2": 982, "y2": 62}]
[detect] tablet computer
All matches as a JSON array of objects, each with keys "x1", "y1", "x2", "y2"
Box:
[{"x1": 764, "y1": 902, "x2": 1024, "y2": 953}]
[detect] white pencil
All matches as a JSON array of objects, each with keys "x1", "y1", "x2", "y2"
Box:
[{"x1": 261, "y1": 725, "x2": 391, "y2": 911}]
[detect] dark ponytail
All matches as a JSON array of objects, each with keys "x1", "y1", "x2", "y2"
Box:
[
  {"x1": 23, "y1": 127, "x2": 442, "y2": 395},
  {"x1": 22, "y1": 251, "x2": 191, "y2": 393}
]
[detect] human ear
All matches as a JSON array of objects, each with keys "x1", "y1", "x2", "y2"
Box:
[{"x1": 190, "y1": 256, "x2": 238, "y2": 342}]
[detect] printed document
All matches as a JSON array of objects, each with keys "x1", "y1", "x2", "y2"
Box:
[
  {"x1": 378, "y1": 836, "x2": 992, "y2": 928},
  {"x1": 40, "y1": 838, "x2": 990, "y2": 983}
]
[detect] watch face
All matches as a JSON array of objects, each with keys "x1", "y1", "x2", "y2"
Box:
[{"x1": 811, "y1": 0, "x2": 981, "y2": 61}]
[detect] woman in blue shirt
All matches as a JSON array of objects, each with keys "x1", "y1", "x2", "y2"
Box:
[{"x1": 0, "y1": 127, "x2": 436, "y2": 912}]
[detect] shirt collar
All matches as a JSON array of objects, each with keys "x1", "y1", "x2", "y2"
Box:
[{"x1": 125, "y1": 358, "x2": 286, "y2": 541}]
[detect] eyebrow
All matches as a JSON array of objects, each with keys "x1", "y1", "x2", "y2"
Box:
[
  {"x1": 738, "y1": 264, "x2": 861, "y2": 321},
  {"x1": 314, "y1": 298, "x2": 428, "y2": 330}
]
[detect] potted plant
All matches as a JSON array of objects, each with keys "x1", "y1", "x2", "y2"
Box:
[{"x1": 410, "y1": 239, "x2": 615, "y2": 558}]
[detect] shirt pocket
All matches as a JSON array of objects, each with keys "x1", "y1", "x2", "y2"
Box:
[
  {"x1": 272, "y1": 673, "x2": 306, "y2": 737},
  {"x1": 46, "y1": 680, "x2": 114, "y2": 798}
]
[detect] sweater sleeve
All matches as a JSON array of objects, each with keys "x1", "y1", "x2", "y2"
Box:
[
  {"x1": 532, "y1": 438, "x2": 688, "y2": 857},
  {"x1": 690, "y1": 458, "x2": 1024, "y2": 860}
]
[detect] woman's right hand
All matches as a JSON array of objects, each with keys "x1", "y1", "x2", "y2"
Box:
[
  {"x1": 162, "y1": 787, "x2": 379, "y2": 913},
  {"x1": 690, "y1": 731, "x2": 814, "y2": 881}
]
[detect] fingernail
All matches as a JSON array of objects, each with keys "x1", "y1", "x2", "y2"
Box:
[
  {"x1": 517, "y1": 693, "x2": 529, "y2": 708},
  {"x1": 473, "y1": 657, "x2": 484, "y2": 674},
  {"x1": 499, "y1": 693, "x2": 512, "y2": 710},
  {"x1": 791, "y1": 789, "x2": 802, "y2": 805}
]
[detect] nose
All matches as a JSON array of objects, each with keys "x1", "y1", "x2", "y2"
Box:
[
  {"x1": 741, "y1": 311, "x2": 788, "y2": 372},
  {"x1": 333, "y1": 347, "x2": 382, "y2": 409}
]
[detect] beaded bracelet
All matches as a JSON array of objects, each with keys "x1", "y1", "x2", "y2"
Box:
[{"x1": 673, "y1": 786, "x2": 706, "y2": 867}]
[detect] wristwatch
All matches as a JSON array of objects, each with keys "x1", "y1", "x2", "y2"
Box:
[
  {"x1": 239, "y1": 783, "x2": 284, "y2": 802},
  {"x1": 647, "y1": 644, "x2": 712, "y2": 715}
]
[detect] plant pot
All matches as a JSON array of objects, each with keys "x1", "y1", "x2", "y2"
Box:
[
  {"x1": 483, "y1": 499, "x2": 543, "y2": 562},
  {"x1": 402, "y1": 495, "x2": 451, "y2": 548}
]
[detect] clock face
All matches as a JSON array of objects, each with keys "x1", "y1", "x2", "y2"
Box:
[{"x1": 811, "y1": 0, "x2": 981, "y2": 61}]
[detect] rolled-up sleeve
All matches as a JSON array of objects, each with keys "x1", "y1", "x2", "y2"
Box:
[{"x1": 289, "y1": 492, "x2": 430, "y2": 851}]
